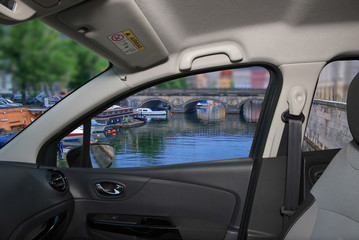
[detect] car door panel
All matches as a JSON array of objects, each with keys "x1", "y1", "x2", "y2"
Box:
[
  {"x1": 61, "y1": 158, "x2": 253, "y2": 240},
  {"x1": 112, "y1": 157, "x2": 253, "y2": 229},
  {"x1": 59, "y1": 170, "x2": 150, "y2": 200},
  {"x1": 66, "y1": 179, "x2": 236, "y2": 240},
  {"x1": 9, "y1": 203, "x2": 72, "y2": 240},
  {"x1": 0, "y1": 162, "x2": 73, "y2": 240},
  {"x1": 247, "y1": 157, "x2": 287, "y2": 240}
]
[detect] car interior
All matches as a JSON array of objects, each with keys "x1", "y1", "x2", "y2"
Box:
[{"x1": 0, "y1": 0, "x2": 359, "y2": 239}]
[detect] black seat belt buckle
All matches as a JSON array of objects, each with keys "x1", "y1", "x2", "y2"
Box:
[{"x1": 280, "y1": 206, "x2": 295, "y2": 217}]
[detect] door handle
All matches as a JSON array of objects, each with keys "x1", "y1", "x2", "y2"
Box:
[{"x1": 95, "y1": 182, "x2": 124, "y2": 196}]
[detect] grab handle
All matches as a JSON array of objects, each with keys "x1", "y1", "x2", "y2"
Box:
[{"x1": 179, "y1": 41, "x2": 243, "y2": 71}]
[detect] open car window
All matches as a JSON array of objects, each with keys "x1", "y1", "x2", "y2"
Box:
[{"x1": 58, "y1": 67, "x2": 270, "y2": 168}]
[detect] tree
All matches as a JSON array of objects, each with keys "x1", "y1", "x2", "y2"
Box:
[
  {"x1": 66, "y1": 40, "x2": 108, "y2": 90},
  {"x1": 0, "y1": 20, "x2": 76, "y2": 103},
  {"x1": 0, "y1": 20, "x2": 108, "y2": 103}
]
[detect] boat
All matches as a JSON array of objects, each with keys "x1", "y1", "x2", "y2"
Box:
[
  {"x1": 145, "y1": 115, "x2": 168, "y2": 122},
  {"x1": 78, "y1": 121, "x2": 106, "y2": 134},
  {"x1": 0, "y1": 106, "x2": 42, "y2": 132},
  {"x1": 0, "y1": 133, "x2": 17, "y2": 148},
  {"x1": 196, "y1": 100, "x2": 214, "y2": 109},
  {"x1": 62, "y1": 128, "x2": 83, "y2": 157},
  {"x1": 63, "y1": 127, "x2": 83, "y2": 142},
  {"x1": 135, "y1": 108, "x2": 167, "y2": 115},
  {"x1": 94, "y1": 105, "x2": 142, "y2": 126},
  {"x1": 91, "y1": 120, "x2": 106, "y2": 133},
  {"x1": 112, "y1": 119, "x2": 145, "y2": 129},
  {"x1": 62, "y1": 121, "x2": 106, "y2": 149}
]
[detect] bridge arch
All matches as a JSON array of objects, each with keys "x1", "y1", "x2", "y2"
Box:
[
  {"x1": 140, "y1": 98, "x2": 171, "y2": 110},
  {"x1": 184, "y1": 98, "x2": 227, "y2": 113},
  {"x1": 238, "y1": 98, "x2": 264, "y2": 109}
]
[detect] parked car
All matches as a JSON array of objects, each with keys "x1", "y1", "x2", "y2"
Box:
[
  {"x1": 11, "y1": 93, "x2": 22, "y2": 103},
  {"x1": 0, "y1": 1, "x2": 359, "y2": 240},
  {"x1": 0, "y1": 98, "x2": 22, "y2": 107},
  {"x1": 35, "y1": 92, "x2": 47, "y2": 105},
  {"x1": 25, "y1": 96, "x2": 38, "y2": 105}
]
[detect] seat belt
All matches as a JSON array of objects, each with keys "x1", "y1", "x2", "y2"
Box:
[{"x1": 281, "y1": 86, "x2": 307, "y2": 222}]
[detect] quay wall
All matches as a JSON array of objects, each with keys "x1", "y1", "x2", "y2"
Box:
[{"x1": 303, "y1": 99, "x2": 352, "y2": 151}]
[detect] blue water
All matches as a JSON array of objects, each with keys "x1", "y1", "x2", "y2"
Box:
[{"x1": 97, "y1": 105, "x2": 257, "y2": 168}]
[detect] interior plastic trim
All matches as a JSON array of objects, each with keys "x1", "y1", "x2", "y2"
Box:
[
  {"x1": 179, "y1": 41, "x2": 243, "y2": 71},
  {"x1": 0, "y1": 0, "x2": 35, "y2": 21}
]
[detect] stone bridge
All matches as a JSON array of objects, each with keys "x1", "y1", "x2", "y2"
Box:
[{"x1": 126, "y1": 88, "x2": 266, "y2": 113}]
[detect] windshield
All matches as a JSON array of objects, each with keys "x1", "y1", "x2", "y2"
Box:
[{"x1": 0, "y1": 20, "x2": 108, "y2": 147}]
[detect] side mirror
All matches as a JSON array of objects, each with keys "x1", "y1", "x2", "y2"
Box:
[
  {"x1": 90, "y1": 143, "x2": 115, "y2": 168},
  {"x1": 66, "y1": 143, "x2": 115, "y2": 168}
]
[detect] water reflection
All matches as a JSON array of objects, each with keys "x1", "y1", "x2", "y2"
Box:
[
  {"x1": 196, "y1": 103, "x2": 226, "y2": 123},
  {"x1": 96, "y1": 104, "x2": 257, "y2": 168},
  {"x1": 241, "y1": 101, "x2": 262, "y2": 123}
]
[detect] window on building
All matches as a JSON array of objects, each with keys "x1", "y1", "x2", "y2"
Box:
[
  {"x1": 303, "y1": 60, "x2": 359, "y2": 151},
  {"x1": 58, "y1": 67, "x2": 271, "y2": 168}
]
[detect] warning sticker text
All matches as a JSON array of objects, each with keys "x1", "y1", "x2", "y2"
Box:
[{"x1": 107, "y1": 29, "x2": 145, "y2": 55}]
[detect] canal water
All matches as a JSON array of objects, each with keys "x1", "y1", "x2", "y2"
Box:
[{"x1": 95, "y1": 105, "x2": 257, "y2": 168}]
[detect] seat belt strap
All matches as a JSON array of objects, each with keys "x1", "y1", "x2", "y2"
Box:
[
  {"x1": 281, "y1": 117, "x2": 302, "y2": 218},
  {"x1": 281, "y1": 86, "x2": 307, "y2": 221}
]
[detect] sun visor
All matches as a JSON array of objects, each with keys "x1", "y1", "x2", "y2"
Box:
[{"x1": 57, "y1": 0, "x2": 168, "y2": 70}]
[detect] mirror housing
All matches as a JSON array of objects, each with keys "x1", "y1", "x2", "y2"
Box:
[{"x1": 66, "y1": 143, "x2": 115, "y2": 168}]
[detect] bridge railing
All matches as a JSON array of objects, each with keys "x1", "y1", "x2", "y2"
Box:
[{"x1": 134, "y1": 88, "x2": 267, "y2": 96}]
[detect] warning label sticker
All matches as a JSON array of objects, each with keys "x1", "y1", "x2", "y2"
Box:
[
  {"x1": 122, "y1": 29, "x2": 145, "y2": 51},
  {"x1": 108, "y1": 29, "x2": 145, "y2": 55}
]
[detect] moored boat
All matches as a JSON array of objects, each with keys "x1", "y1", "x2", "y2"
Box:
[
  {"x1": 94, "y1": 106, "x2": 146, "y2": 129},
  {"x1": 135, "y1": 108, "x2": 167, "y2": 115},
  {"x1": 63, "y1": 127, "x2": 83, "y2": 142},
  {"x1": 112, "y1": 119, "x2": 145, "y2": 129},
  {"x1": 91, "y1": 120, "x2": 106, "y2": 133}
]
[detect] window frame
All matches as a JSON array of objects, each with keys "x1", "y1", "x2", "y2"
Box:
[{"x1": 37, "y1": 63, "x2": 282, "y2": 167}]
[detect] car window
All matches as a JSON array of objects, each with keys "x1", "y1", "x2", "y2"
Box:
[
  {"x1": 0, "y1": 20, "x2": 108, "y2": 148},
  {"x1": 303, "y1": 60, "x2": 359, "y2": 151},
  {"x1": 58, "y1": 67, "x2": 270, "y2": 168}
]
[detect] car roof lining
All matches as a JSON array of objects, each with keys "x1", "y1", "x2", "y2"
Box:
[{"x1": 2, "y1": 0, "x2": 359, "y2": 73}]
